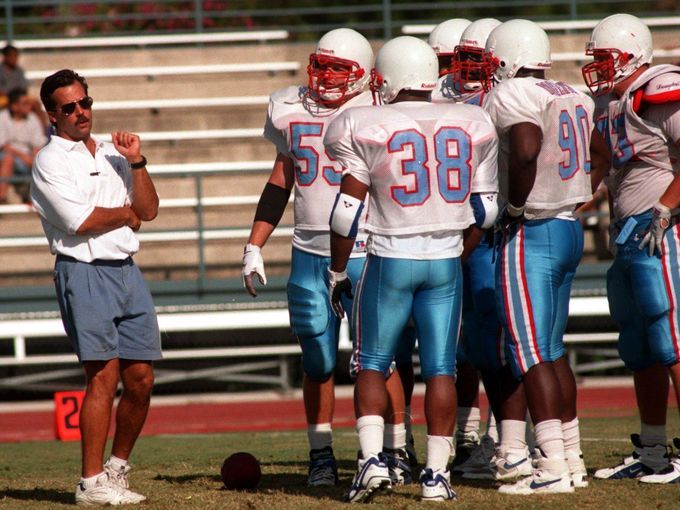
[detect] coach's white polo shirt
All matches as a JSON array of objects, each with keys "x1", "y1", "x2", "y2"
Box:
[{"x1": 31, "y1": 135, "x2": 140, "y2": 262}]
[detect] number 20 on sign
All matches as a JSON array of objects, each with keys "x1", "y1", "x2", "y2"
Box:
[{"x1": 54, "y1": 390, "x2": 85, "y2": 441}]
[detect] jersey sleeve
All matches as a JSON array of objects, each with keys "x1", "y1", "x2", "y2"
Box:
[
  {"x1": 263, "y1": 97, "x2": 290, "y2": 156},
  {"x1": 644, "y1": 102, "x2": 680, "y2": 145},
  {"x1": 483, "y1": 81, "x2": 543, "y2": 134},
  {"x1": 324, "y1": 110, "x2": 371, "y2": 186},
  {"x1": 31, "y1": 150, "x2": 95, "y2": 234},
  {"x1": 470, "y1": 115, "x2": 499, "y2": 193}
]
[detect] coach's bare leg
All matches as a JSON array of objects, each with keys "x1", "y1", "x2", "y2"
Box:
[
  {"x1": 554, "y1": 356, "x2": 577, "y2": 422},
  {"x1": 355, "y1": 370, "x2": 388, "y2": 418},
  {"x1": 81, "y1": 359, "x2": 120, "y2": 477},
  {"x1": 111, "y1": 360, "x2": 154, "y2": 460},
  {"x1": 425, "y1": 375, "x2": 457, "y2": 436},
  {"x1": 635, "y1": 363, "x2": 669, "y2": 426},
  {"x1": 304, "y1": 375, "x2": 334, "y2": 424}
]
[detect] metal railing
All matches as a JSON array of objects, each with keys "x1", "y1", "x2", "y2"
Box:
[{"x1": 1, "y1": 0, "x2": 679, "y2": 43}]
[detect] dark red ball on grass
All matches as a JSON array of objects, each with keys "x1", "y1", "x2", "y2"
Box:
[{"x1": 221, "y1": 452, "x2": 261, "y2": 490}]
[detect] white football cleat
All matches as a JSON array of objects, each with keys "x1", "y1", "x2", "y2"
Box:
[
  {"x1": 565, "y1": 449, "x2": 589, "y2": 488},
  {"x1": 383, "y1": 447, "x2": 412, "y2": 485},
  {"x1": 498, "y1": 455, "x2": 574, "y2": 495},
  {"x1": 104, "y1": 459, "x2": 146, "y2": 503},
  {"x1": 420, "y1": 468, "x2": 457, "y2": 502},
  {"x1": 345, "y1": 452, "x2": 392, "y2": 503},
  {"x1": 75, "y1": 472, "x2": 144, "y2": 506},
  {"x1": 593, "y1": 434, "x2": 669, "y2": 480},
  {"x1": 494, "y1": 449, "x2": 533, "y2": 481}
]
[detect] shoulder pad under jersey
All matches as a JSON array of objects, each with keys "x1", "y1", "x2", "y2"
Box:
[{"x1": 643, "y1": 72, "x2": 680, "y2": 105}]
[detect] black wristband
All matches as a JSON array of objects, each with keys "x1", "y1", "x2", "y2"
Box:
[
  {"x1": 254, "y1": 182, "x2": 291, "y2": 226},
  {"x1": 130, "y1": 156, "x2": 147, "y2": 170}
]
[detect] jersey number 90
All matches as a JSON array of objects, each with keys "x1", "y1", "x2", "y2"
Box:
[{"x1": 388, "y1": 127, "x2": 472, "y2": 207}]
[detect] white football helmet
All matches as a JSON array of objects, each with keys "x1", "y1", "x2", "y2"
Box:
[
  {"x1": 484, "y1": 19, "x2": 552, "y2": 82},
  {"x1": 452, "y1": 18, "x2": 502, "y2": 91},
  {"x1": 582, "y1": 14, "x2": 653, "y2": 96},
  {"x1": 307, "y1": 28, "x2": 374, "y2": 106},
  {"x1": 370, "y1": 36, "x2": 438, "y2": 104},
  {"x1": 428, "y1": 18, "x2": 472, "y2": 55}
]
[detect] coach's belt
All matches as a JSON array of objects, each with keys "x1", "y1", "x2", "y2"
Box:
[{"x1": 56, "y1": 254, "x2": 133, "y2": 267}]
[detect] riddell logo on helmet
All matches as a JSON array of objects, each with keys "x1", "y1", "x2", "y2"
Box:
[
  {"x1": 318, "y1": 47, "x2": 335, "y2": 55},
  {"x1": 421, "y1": 82, "x2": 436, "y2": 88}
]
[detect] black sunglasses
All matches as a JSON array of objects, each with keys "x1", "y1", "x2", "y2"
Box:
[{"x1": 57, "y1": 96, "x2": 93, "y2": 116}]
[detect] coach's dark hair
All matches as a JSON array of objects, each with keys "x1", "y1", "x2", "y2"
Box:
[
  {"x1": 40, "y1": 69, "x2": 88, "y2": 113},
  {"x1": 8, "y1": 88, "x2": 27, "y2": 106}
]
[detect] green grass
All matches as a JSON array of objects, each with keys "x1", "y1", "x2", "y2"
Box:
[{"x1": 1, "y1": 415, "x2": 680, "y2": 509}]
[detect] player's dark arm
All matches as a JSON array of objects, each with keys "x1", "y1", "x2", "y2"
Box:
[
  {"x1": 76, "y1": 206, "x2": 141, "y2": 235},
  {"x1": 330, "y1": 174, "x2": 368, "y2": 272},
  {"x1": 507, "y1": 122, "x2": 542, "y2": 208},
  {"x1": 462, "y1": 226, "x2": 485, "y2": 262},
  {"x1": 247, "y1": 153, "x2": 295, "y2": 247},
  {"x1": 589, "y1": 128, "x2": 611, "y2": 193}
]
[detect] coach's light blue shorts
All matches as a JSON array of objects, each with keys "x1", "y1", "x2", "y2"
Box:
[{"x1": 54, "y1": 255, "x2": 162, "y2": 363}]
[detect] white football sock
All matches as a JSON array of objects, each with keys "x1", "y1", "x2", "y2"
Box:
[
  {"x1": 384, "y1": 422, "x2": 407, "y2": 450},
  {"x1": 457, "y1": 406, "x2": 481, "y2": 435},
  {"x1": 500, "y1": 419, "x2": 527, "y2": 457},
  {"x1": 426, "y1": 435, "x2": 453, "y2": 472},
  {"x1": 534, "y1": 419, "x2": 565, "y2": 461},
  {"x1": 307, "y1": 422, "x2": 333, "y2": 451},
  {"x1": 357, "y1": 415, "x2": 384, "y2": 458},
  {"x1": 561, "y1": 417, "x2": 582, "y2": 455}
]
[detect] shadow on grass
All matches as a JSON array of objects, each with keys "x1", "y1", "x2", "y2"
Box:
[
  {"x1": 154, "y1": 473, "x2": 222, "y2": 484},
  {"x1": 0, "y1": 488, "x2": 73, "y2": 505}
]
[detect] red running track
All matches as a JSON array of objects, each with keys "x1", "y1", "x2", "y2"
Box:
[{"x1": 0, "y1": 384, "x2": 674, "y2": 443}]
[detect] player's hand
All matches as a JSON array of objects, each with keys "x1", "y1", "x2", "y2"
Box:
[
  {"x1": 112, "y1": 131, "x2": 142, "y2": 163},
  {"x1": 495, "y1": 204, "x2": 524, "y2": 238},
  {"x1": 242, "y1": 244, "x2": 267, "y2": 297},
  {"x1": 328, "y1": 268, "x2": 353, "y2": 318},
  {"x1": 639, "y1": 203, "x2": 671, "y2": 257}
]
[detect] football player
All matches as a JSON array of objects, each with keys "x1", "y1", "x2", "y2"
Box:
[
  {"x1": 326, "y1": 36, "x2": 498, "y2": 502},
  {"x1": 483, "y1": 19, "x2": 593, "y2": 494},
  {"x1": 583, "y1": 13, "x2": 680, "y2": 483},
  {"x1": 242, "y1": 28, "x2": 375, "y2": 488},
  {"x1": 428, "y1": 18, "x2": 471, "y2": 102}
]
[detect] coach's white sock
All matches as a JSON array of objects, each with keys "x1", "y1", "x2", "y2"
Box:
[
  {"x1": 308, "y1": 422, "x2": 333, "y2": 451},
  {"x1": 384, "y1": 422, "x2": 407, "y2": 450},
  {"x1": 426, "y1": 435, "x2": 453, "y2": 472},
  {"x1": 500, "y1": 419, "x2": 527, "y2": 457},
  {"x1": 534, "y1": 419, "x2": 565, "y2": 461},
  {"x1": 561, "y1": 417, "x2": 582, "y2": 456},
  {"x1": 640, "y1": 423, "x2": 667, "y2": 447},
  {"x1": 456, "y1": 406, "x2": 481, "y2": 436},
  {"x1": 357, "y1": 415, "x2": 384, "y2": 458},
  {"x1": 81, "y1": 472, "x2": 106, "y2": 489},
  {"x1": 107, "y1": 455, "x2": 128, "y2": 470}
]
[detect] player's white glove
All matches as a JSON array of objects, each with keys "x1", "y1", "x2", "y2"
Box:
[
  {"x1": 242, "y1": 244, "x2": 267, "y2": 297},
  {"x1": 328, "y1": 268, "x2": 353, "y2": 318},
  {"x1": 639, "y1": 203, "x2": 671, "y2": 257}
]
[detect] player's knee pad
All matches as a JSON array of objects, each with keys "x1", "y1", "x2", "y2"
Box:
[
  {"x1": 617, "y1": 330, "x2": 655, "y2": 372},
  {"x1": 287, "y1": 282, "x2": 330, "y2": 339}
]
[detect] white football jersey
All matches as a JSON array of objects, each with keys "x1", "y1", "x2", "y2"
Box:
[
  {"x1": 325, "y1": 101, "x2": 498, "y2": 258},
  {"x1": 484, "y1": 78, "x2": 594, "y2": 219},
  {"x1": 599, "y1": 65, "x2": 680, "y2": 220},
  {"x1": 430, "y1": 74, "x2": 486, "y2": 106},
  {"x1": 263, "y1": 86, "x2": 374, "y2": 256}
]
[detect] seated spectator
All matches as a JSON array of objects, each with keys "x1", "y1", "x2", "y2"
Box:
[
  {"x1": 0, "y1": 88, "x2": 47, "y2": 203},
  {"x1": 0, "y1": 45, "x2": 28, "y2": 109},
  {"x1": 0, "y1": 44, "x2": 49, "y2": 129}
]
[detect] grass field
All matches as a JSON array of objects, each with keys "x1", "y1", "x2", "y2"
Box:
[{"x1": 1, "y1": 415, "x2": 680, "y2": 509}]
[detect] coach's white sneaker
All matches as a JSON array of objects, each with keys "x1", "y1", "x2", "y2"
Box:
[
  {"x1": 75, "y1": 472, "x2": 144, "y2": 506},
  {"x1": 565, "y1": 449, "x2": 589, "y2": 488},
  {"x1": 498, "y1": 455, "x2": 574, "y2": 495},
  {"x1": 420, "y1": 468, "x2": 457, "y2": 501},
  {"x1": 104, "y1": 459, "x2": 146, "y2": 503},
  {"x1": 593, "y1": 434, "x2": 669, "y2": 480},
  {"x1": 346, "y1": 452, "x2": 391, "y2": 503},
  {"x1": 494, "y1": 449, "x2": 533, "y2": 481}
]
